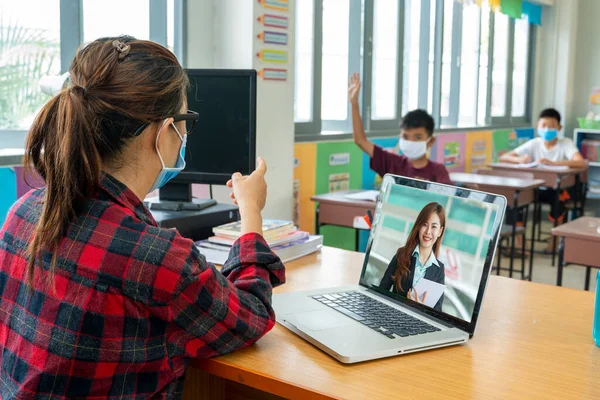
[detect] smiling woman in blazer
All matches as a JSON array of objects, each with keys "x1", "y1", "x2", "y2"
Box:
[{"x1": 379, "y1": 202, "x2": 446, "y2": 311}]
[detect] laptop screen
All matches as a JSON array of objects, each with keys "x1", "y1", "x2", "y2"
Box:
[{"x1": 359, "y1": 175, "x2": 506, "y2": 333}]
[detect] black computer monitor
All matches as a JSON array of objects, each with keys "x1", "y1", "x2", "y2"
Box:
[{"x1": 147, "y1": 69, "x2": 257, "y2": 211}]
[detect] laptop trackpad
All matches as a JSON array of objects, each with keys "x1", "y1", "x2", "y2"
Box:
[{"x1": 291, "y1": 310, "x2": 354, "y2": 331}]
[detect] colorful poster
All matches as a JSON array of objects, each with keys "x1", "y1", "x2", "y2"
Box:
[
  {"x1": 434, "y1": 133, "x2": 466, "y2": 172},
  {"x1": 293, "y1": 179, "x2": 300, "y2": 228},
  {"x1": 257, "y1": 14, "x2": 289, "y2": 29},
  {"x1": 500, "y1": 0, "x2": 523, "y2": 18},
  {"x1": 256, "y1": 49, "x2": 288, "y2": 63},
  {"x1": 492, "y1": 129, "x2": 513, "y2": 162},
  {"x1": 257, "y1": 31, "x2": 288, "y2": 45},
  {"x1": 316, "y1": 141, "x2": 363, "y2": 250},
  {"x1": 508, "y1": 130, "x2": 519, "y2": 150},
  {"x1": 294, "y1": 143, "x2": 317, "y2": 234},
  {"x1": 361, "y1": 137, "x2": 399, "y2": 190},
  {"x1": 328, "y1": 173, "x2": 350, "y2": 192},
  {"x1": 515, "y1": 127, "x2": 535, "y2": 146},
  {"x1": 258, "y1": 68, "x2": 287, "y2": 81},
  {"x1": 257, "y1": 0, "x2": 289, "y2": 12},
  {"x1": 465, "y1": 131, "x2": 492, "y2": 173}
]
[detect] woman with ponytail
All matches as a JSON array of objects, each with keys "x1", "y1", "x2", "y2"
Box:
[{"x1": 0, "y1": 36, "x2": 285, "y2": 398}]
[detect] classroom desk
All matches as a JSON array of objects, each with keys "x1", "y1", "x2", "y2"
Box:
[
  {"x1": 311, "y1": 191, "x2": 376, "y2": 250},
  {"x1": 450, "y1": 173, "x2": 545, "y2": 280},
  {"x1": 488, "y1": 163, "x2": 588, "y2": 266},
  {"x1": 183, "y1": 246, "x2": 600, "y2": 400},
  {"x1": 553, "y1": 217, "x2": 600, "y2": 290}
]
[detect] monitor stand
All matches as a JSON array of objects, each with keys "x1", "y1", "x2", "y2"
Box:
[{"x1": 145, "y1": 181, "x2": 217, "y2": 211}]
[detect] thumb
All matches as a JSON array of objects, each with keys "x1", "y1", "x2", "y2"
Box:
[
  {"x1": 254, "y1": 157, "x2": 267, "y2": 176},
  {"x1": 231, "y1": 172, "x2": 242, "y2": 183}
]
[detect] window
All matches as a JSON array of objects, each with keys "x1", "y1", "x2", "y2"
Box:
[
  {"x1": 0, "y1": 1, "x2": 184, "y2": 145},
  {"x1": 294, "y1": 1, "x2": 536, "y2": 138},
  {"x1": 83, "y1": 0, "x2": 150, "y2": 42},
  {"x1": 402, "y1": 0, "x2": 422, "y2": 115},
  {"x1": 477, "y1": 5, "x2": 491, "y2": 126},
  {"x1": 491, "y1": 13, "x2": 509, "y2": 118},
  {"x1": 321, "y1": 0, "x2": 350, "y2": 123},
  {"x1": 371, "y1": 0, "x2": 399, "y2": 120},
  {"x1": 0, "y1": 0, "x2": 61, "y2": 130},
  {"x1": 295, "y1": 0, "x2": 315, "y2": 123},
  {"x1": 458, "y1": 5, "x2": 481, "y2": 127},
  {"x1": 511, "y1": 18, "x2": 530, "y2": 118},
  {"x1": 440, "y1": 0, "x2": 455, "y2": 120}
]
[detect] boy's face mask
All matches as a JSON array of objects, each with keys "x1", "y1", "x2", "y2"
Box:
[
  {"x1": 537, "y1": 127, "x2": 558, "y2": 142},
  {"x1": 399, "y1": 138, "x2": 430, "y2": 160}
]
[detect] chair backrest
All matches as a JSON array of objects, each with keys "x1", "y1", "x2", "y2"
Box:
[{"x1": 476, "y1": 168, "x2": 535, "y2": 180}]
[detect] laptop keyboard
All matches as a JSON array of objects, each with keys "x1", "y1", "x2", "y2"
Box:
[{"x1": 311, "y1": 291, "x2": 440, "y2": 339}]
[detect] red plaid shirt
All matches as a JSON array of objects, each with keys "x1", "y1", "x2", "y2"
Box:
[{"x1": 0, "y1": 173, "x2": 285, "y2": 399}]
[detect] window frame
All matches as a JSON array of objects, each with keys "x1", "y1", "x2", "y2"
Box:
[
  {"x1": 361, "y1": 0, "x2": 404, "y2": 132},
  {"x1": 0, "y1": 0, "x2": 186, "y2": 146},
  {"x1": 320, "y1": 0, "x2": 362, "y2": 133},
  {"x1": 294, "y1": 0, "x2": 537, "y2": 141}
]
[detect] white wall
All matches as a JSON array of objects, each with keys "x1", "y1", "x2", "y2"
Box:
[
  {"x1": 572, "y1": 0, "x2": 600, "y2": 134},
  {"x1": 532, "y1": 0, "x2": 580, "y2": 136},
  {"x1": 185, "y1": 0, "x2": 295, "y2": 221}
]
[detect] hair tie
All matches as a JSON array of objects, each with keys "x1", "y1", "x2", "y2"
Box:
[
  {"x1": 71, "y1": 85, "x2": 88, "y2": 98},
  {"x1": 112, "y1": 40, "x2": 131, "y2": 61}
]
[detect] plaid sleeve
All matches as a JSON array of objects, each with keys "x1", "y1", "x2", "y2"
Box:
[{"x1": 166, "y1": 233, "x2": 285, "y2": 373}]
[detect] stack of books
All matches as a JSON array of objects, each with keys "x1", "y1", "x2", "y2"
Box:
[{"x1": 196, "y1": 220, "x2": 323, "y2": 265}]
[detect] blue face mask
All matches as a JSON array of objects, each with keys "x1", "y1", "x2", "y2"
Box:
[
  {"x1": 537, "y1": 128, "x2": 558, "y2": 142},
  {"x1": 150, "y1": 122, "x2": 187, "y2": 193}
]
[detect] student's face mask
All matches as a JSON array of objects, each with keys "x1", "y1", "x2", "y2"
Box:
[
  {"x1": 150, "y1": 120, "x2": 187, "y2": 193},
  {"x1": 537, "y1": 127, "x2": 558, "y2": 142},
  {"x1": 399, "y1": 138, "x2": 429, "y2": 160}
]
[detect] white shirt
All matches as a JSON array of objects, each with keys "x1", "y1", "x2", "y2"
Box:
[
  {"x1": 513, "y1": 137, "x2": 579, "y2": 162},
  {"x1": 412, "y1": 246, "x2": 440, "y2": 287}
]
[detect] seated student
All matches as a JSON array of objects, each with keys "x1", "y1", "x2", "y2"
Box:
[
  {"x1": 0, "y1": 36, "x2": 285, "y2": 398},
  {"x1": 499, "y1": 108, "x2": 586, "y2": 249},
  {"x1": 379, "y1": 202, "x2": 446, "y2": 311},
  {"x1": 348, "y1": 73, "x2": 452, "y2": 185}
]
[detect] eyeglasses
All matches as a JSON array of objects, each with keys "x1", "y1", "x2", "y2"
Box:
[
  {"x1": 173, "y1": 110, "x2": 199, "y2": 135},
  {"x1": 132, "y1": 110, "x2": 199, "y2": 137}
]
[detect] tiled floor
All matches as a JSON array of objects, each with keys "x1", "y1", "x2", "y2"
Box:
[{"x1": 494, "y1": 213, "x2": 598, "y2": 293}]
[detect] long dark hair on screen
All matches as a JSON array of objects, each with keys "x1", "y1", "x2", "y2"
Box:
[{"x1": 392, "y1": 202, "x2": 445, "y2": 291}]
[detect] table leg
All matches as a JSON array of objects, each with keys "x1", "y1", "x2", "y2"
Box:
[
  {"x1": 556, "y1": 236, "x2": 565, "y2": 287},
  {"x1": 496, "y1": 240, "x2": 502, "y2": 276},
  {"x1": 528, "y1": 189, "x2": 539, "y2": 282},
  {"x1": 573, "y1": 174, "x2": 580, "y2": 220},
  {"x1": 509, "y1": 191, "x2": 519, "y2": 278},
  {"x1": 585, "y1": 267, "x2": 591, "y2": 291},
  {"x1": 533, "y1": 193, "x2": 542, "y2": 242},
  {"x1": 552, "y1": 178, "x2": 561, "y2": 267},
  {"x1": 315, "y1": 205, "x2": 320, "y2": 235},
  {"x1": 521, "y1": 205, "x2": 528, "y2": 280}
]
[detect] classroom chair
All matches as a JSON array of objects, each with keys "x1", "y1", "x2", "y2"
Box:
[{"x1": 476, "y1": 169, "x2": 535, "y2": 280}]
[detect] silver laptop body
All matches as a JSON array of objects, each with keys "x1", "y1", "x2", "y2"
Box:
[{"x1": 273, "y1": 174, "x2": 507, "y2": 363}]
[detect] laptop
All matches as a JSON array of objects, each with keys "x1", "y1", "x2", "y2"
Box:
[{"x1": 273, "y1": 174, "x2": 506, "y2": 363}]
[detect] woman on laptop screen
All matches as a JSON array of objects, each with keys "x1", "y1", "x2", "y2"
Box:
[{"x1": 379, "y1": 202, "x2": 446, "y2": 311}]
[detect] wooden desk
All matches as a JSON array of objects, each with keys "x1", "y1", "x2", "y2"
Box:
[
  {"x1": 184, "y1": 247, "x2": 600, "y2": 399},
  {"x1": 311, "y1": 191, "x2": 376, "y2": 250},
  {"x1": 450, "y1": 173, "x2": 545, "y2": 280},
  {"x1": 553, "y1": 217, "x2": 600, "y2": 290},
  {"x1": 487, "y1": 163, "x2": 586, "y2": 189},
  {"x1": 488, "y1": 163, "x2": 588, "y2": 266}
]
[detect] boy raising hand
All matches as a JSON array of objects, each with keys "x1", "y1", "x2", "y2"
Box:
[{"x1": 348, "y1": 73, "x2": 452, "y2": 185}]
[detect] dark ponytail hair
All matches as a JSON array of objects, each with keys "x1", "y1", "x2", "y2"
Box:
[{"x1": 24, "y1": 35, "x2": 188, "y2": 287}]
